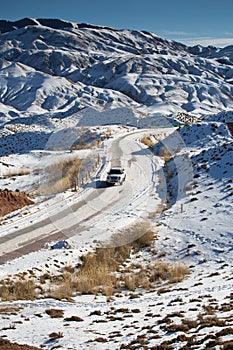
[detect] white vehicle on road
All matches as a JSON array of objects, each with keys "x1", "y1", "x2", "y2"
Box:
[{"x1": 106, "y1": 166, "x2": 126, "y2": 185}]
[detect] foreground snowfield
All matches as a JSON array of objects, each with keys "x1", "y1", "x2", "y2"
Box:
[{"x1": 0, "y1": 111, "x2": 232, "y2": 349}]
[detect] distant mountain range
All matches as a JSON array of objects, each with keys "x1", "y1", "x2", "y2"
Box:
[{"x1": 0, "y1": 18, "x2": 232, "y2": 124}]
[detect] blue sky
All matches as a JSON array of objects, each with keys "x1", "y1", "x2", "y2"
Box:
[{"x1": 1, "y1": 0, "x2": 233, "y2": 47}]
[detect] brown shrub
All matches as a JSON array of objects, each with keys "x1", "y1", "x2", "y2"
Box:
[
  {"x1": 48, "y1": 272, "x2": 73, "y2": 300},
  {"x1": 150, "y1": 261, "x2": 190, "y2": 284}
]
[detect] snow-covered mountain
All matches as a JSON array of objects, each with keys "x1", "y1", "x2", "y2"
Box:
[
  {"x1": 0, "y1": 17, "x2": 233, "y2": 124},
  {"x1": 0, "y1": 19, "x2": 233, "y2": 350}
]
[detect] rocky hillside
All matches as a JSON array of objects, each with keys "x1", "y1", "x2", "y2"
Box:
[
  {"x1": 0, "y1": 18, "x2": 232, "y2": 124},
  {"x1": 0, "y1": 189, "x2": 33, "y2": 217}
]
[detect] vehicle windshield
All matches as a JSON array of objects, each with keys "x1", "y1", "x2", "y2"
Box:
[{"x1": 109, "y1": 168, "x2": 123, "y2": 174}]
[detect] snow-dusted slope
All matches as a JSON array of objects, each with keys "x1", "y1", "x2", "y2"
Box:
[
  {"x1": 0, "y1": 122, "x2": 232, "y2": 350},
  {"x1": 0, "y1": 18, "x2": 232, "y2": 123},
  {"x1": 0, "y1": 17, "x2": 232, "y2": 350}
]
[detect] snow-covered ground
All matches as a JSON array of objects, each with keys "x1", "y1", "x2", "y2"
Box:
[
  {"x1": 0, "y1": 114, "x2": 232, "y2": 349},
  {"x1": 0, "y1": 125, "x2": 170, "y2": 259},
  {"x1": 0, "y1": 18, "x2": 232, "y2": 349},
  {"x1": 0, "y1": 18, "x2": 233, "y2": 125}
]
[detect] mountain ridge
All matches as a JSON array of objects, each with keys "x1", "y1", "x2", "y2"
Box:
[{"x1": 0, "y1": 18, "x2": 232, "y2": 123}]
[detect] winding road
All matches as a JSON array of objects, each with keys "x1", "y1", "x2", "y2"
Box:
[{"x1": 0, "y1": 129, "x2": 171, "y2": 264}]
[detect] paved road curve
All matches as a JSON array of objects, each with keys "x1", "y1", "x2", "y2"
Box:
[{"x1": 0, "y1": 129, "x2": 164, "y2": 263}]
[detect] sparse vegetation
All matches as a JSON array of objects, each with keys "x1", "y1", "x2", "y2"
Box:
[
  {"x1": 0, "y1": 306, "x2": 22, "y2": 314},
  {"x1": 141, "y1": 134, "x2": 157, "y2": 148},
  {"x1": 148, "y1": 203, "x2": 167, "y2": 218},
  {"x1": 0, "y1": 338, "x2": 41, "y2": 350},
  {"x1": 160, "y1": 146, "x2": 173, "y2": 162},
  {"x1": 0, "y1": 279, "x2": 36, "y2": 301},
  {"x1": 69, "y1": 128, "x2": 104, "y2": 151},
  {"x1": 2, "y1": 168, "x2": 31, "y2": 178},
  {"x1": 0, "y1": 20, "x2": 232, "y2": 350},
  {"x1": 40, "y1": 153, "x2": 100, "y2": 196},
  {"x1": 64, "y1": 315, "x2": 84, "y2": 322},
  {"x1": 0, "y1": 221, "x2": 190, "y2": 301},
  {"x1": 45, "y1": 222, "x2": 189, "y2": 298},
  {"x1": 48, "y1": 332, "x2": 63, "y2": 340},
  {"x1": 108, "y1": 220, "x2": 156, "y2": 248},
  {"x1": 40, "y1": 156, "x2": 82, "y2": 196},
  {"x1": 45, "y1": 308, "x2": 64, "y2": 318}
]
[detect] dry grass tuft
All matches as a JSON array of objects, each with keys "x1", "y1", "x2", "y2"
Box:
[
  {"x1": 160, "y1": 147, "x2": 173, "y2": 162},
  {"x1": 150, "y1": 261, "x2": 190, "y2": 284},
  {"x1": 2, "y1": 168, "x2": 31, "y2": 178},
  {"x1": 0, "y1": 306, "x2": 22, "y2": 315},
  {"x1": 110, "y1": 220, "x2": 157, "y2": 249},
  {"x1": 48, "y1": 272, "x2": 73, "y2": 300},
  {"x1": 133, "y1": 228, "x2": 155, "y2": 251},
  {"x1": 0, "y1": 279, "x2": 36, "y2": 301},
  {"x1": 168, "y1": 263, "x2": 191, "y2": 283},
  {"x1": 40, "y1": 154, "x2": 100, "y2": 196},
  {"x1": 40, "y1": 157, "x2": 82, "y2": 196},
  {"x1": 141, "y1": 135, "x2": 156, "y2": 148},
  {"x1": 73, "y1": 248, "x2": 118, "y2": 295},
  {"x1": 0, "y1": 221, "x2": 190, "y2": 300}
]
